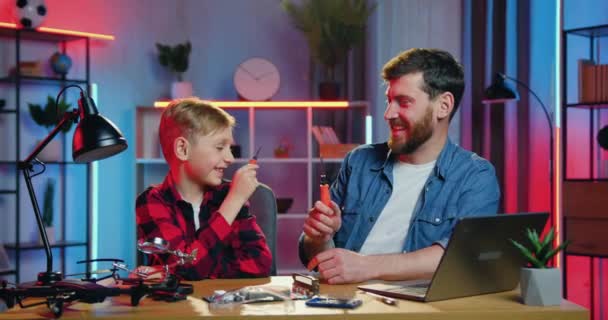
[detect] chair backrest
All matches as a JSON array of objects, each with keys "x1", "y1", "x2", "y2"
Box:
[{"x1": 248, "y1": 183, "x2": 278, "y2": 275}]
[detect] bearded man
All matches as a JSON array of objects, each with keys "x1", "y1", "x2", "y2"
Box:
[{"x1": 298, "y1": 48, "x2": 501, "y2": 284}]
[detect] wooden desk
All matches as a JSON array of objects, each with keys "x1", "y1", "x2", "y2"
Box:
[{"x1": 0, "y1": 276, "x2": 588, "y2": 319}]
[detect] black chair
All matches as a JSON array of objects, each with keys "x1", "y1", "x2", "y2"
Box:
[{"x1": 248, "y1": 183, "x2": 278, "y2": 276}]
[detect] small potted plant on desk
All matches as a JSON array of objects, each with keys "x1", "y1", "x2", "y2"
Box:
[
  {"x1": 28, "y1": 95, "x2": 73, "y2": 162},
  {"x1": 156, "y1": 41, "x2": 192, "y2": 99},
  {"x1": 510, "y1": 227, "x2": 571, "y2": 306}
]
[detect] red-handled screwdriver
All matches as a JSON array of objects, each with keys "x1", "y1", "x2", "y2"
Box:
[
  {"x1": 319, "y1": 157, "x2": 331, "y2": 207},
  {"x1": 249, "y1": 146, "x2": 262, "y2": 165}
]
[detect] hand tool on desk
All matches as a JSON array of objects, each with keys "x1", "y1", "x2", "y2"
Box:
[{"x1": 363, "y1": 291, "x2": 398, "y2": 306}]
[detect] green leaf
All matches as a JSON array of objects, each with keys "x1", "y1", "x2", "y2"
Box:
[
  {"x1": 156, "y1": 41, "x2": 191, "y2": 79},
  {"x1": 28, "y1": 95, "x2": 73, "y2": 132},
  {"x1": 539, "y1": 240, "x2": 571, "y2": 266},
  {"x1": 537, "y1": 228, "x2": 555, "y2": 260},
  {"x1": 281, "y1": 0, "x2": 375, "y2": 77},
  {"x1": 42, "y1": 179, "x2": 54, "y2": 227},
  {"x1": 526, "y1": 228, "x2": 541, "y2": 253},
  {"x1": 510, "y1": 239, "x2": 544, "y2": 268}
]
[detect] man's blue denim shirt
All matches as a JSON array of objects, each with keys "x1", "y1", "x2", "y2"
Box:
[{"x1": 299, "y1": 139, "x2": 500, "y2": 265}]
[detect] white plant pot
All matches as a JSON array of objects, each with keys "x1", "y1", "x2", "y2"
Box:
[
  {"x1": 171, "y1": 81, "x2": 193, "y2": 99},
  {"x1": 39, "y1": 226, "x2": 55, "y2": 245},
  {"x1": 520, "y1": 267, "x2": 562, "y2": 306},
  {"x1": 36, "y1": 139, "x2": 62, "y2": 162}
]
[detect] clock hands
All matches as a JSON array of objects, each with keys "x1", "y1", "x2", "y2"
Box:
[
  {"x1": 239, "y1": 65, "x2": 259, "y2": 80},
  {"x1": 256, "y1": 70, "x2": 277, "y2": 80},
  {"x1": 239, "y1": 65, "x2": 277, "y2": 82}
]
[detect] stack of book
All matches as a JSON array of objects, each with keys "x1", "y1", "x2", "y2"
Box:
[
  {"x1": 9, "y1": 61, "x2": 44, "y2": 77},
  {"x1": 579, "y1": 59, "x2": 608, "y2": 103},
  {"x1": 312, "y1": 126, "x2": 358, "y2": 158}
]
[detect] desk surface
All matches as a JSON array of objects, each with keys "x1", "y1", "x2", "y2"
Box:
[{"x1": 0, "y1": 276, "x2": 588, "y2": 320}]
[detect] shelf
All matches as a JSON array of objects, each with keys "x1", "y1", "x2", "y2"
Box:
[
  {"x1": 565, "y1": 24, "x2": 608, "y2": 38},
  {"x1": 566, "y1": 102, "x2": 608, "y2": 109},
  {"x1": 563, "y1": 178, "x2": 608, "y2": 182},
  {"x1": 277, "y1": 268, "x2": 308, "y2": 275},
  {"x1": 256, "y1": 158, "x2": 308, "y2": 163},
  {"x1": 312, "y1": 158, "x2": 345, "y2": 163},
  {"x1": 0, "y1": 190, "x2": 16, "y2": 194},
  {"x1": 4, "y1": 241, "x2": 87, "y2": 250},
  {"x1": 0, "y1": 75, "x2": 88, "y2": 85},
  {"x1": 0, "y1": 109, "x2": 17, "y2": 114},
  {"x1": 0, "y1": 161, "x2": 85, "y2": 165},
  {"x1": 0, "y1": 268, "x2": 16, "y2": 276},
  {"x1": 136, "y1": 158, "x2": 325, "y2": 164},
  {"x1": 277, "y1": 213, "x2": 307, "y2": 219},
  {"x1": 0, "y1": 26, "x2": 85, "y2": 42}
]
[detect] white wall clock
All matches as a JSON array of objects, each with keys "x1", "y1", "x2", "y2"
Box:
[{"x1": 234, "y1": 57, "x2": 280, "y2": 101}]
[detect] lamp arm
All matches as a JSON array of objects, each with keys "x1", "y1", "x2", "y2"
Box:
[
  {"x1": 17, "y1": 109, "x2": 79, "y2": 281},
  {"x1": 22, "y1": 109, "x2": 80, "y2": 165},
  {"x1": 501, "y1": 73, "x2": 553, "y2": 133}
]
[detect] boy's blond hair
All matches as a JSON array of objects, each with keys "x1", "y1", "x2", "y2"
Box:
[{"x1": 159, "y1": 98, "x2": 235, "y2": 162}]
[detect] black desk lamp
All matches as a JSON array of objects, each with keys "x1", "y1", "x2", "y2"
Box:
[
  {"x1": 482, "y1": 72, "x2": 555, "y2": 249},
  {"x1": 18, "y1": 84, "x2": 127, "y2": 285}
]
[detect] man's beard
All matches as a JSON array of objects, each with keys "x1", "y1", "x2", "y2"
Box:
[{"x1": 388, "y1": 107, "x2": 434, "y2": 155}]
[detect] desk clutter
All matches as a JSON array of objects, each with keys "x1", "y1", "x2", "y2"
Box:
[{"x1": 202, "y1": 273, "x2": 366, "y2": 310}]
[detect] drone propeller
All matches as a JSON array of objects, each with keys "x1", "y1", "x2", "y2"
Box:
[{"x1": 65, "y1": 269, "x2": 113, "y2": 277}]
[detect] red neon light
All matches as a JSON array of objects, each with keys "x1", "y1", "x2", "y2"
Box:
[
  {"x1": 154, "y1": 101, "x2": 351, "y2": 108},
  {"x1": 554, "y1": 127, "x2": 561, "y2": 268},
  {"x1": 0, "y1": 22, "x2": 114, "y2": 40}
]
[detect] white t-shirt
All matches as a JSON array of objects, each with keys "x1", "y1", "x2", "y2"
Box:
[
  {"x1": 358, "y1": 160, "x2": 436, "y2": 255},
  {"x1": 179, "y1": 191, "x2": 202, "y2": 231},
  {"x1": 192, "y1": 201, "x2": 201, "y2": 231}
]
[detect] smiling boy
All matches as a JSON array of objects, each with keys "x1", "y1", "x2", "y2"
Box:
[{"x1": 136, "y1": 98, "x2": 271, "y2": 280}]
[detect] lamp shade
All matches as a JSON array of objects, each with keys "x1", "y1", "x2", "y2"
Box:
[
  {"x1": 482, "y1": 73, "x2": 520, "y2": 104},
  {"x1": 72, "y1": 93, "x2": 127, "y2": 163}
]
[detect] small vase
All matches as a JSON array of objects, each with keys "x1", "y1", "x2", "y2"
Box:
[
  {"x1": 319, "y1": 82, "x2": 340, "y2": 101},
  {"x1": 171, "y1": 81, "x2": 193, "y2": 99},
  {"x1": 520, "y1": 267, "x2": 562, "y2": 306}
]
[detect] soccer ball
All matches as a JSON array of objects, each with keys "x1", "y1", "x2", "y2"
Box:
[{"x1": 16, "y1": 0, "x2": 47, "y2": 29}]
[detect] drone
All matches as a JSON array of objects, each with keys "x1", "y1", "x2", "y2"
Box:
[{"x1": 0, "y1": 237, "x2": 197, "y2": 318}]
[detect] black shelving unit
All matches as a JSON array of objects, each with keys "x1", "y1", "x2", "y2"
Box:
[
  {"x1": 561, "y1": 24, "x2": 608, "y2": 319},
  {"x1": 0, "y1": 25, "x2": 94, "y2": 283}
]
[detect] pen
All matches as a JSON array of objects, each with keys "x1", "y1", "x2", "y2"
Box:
[
  {"x1": 363, "y1": 291, "x2": 397, "y2": 306},
  {"x1": 249, "y1": 146, "x2": 262, "y2": 165}
]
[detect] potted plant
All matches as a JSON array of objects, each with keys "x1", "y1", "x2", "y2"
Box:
[
  {"x1": 28, "y1": 95, "x2": 73, "y2": 161},
  {"x1": 156, "y1": 41, "x2": 192, "y2": 99},
  {"x1": 40, "y1": 178, "x2": 55, "y2": 244},
  {"x1": 281, "y1": 0, "x2": 375, "y2": 100},
  {"x1": 510, "y1": 227, "x2": 571, "y2": 306}
]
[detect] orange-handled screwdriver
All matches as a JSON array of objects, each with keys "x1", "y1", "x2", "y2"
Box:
[
  {"x1": 249, "y1": 146, "x2": 262, "y2": 165},
  {"x1": 319, "y1": 157, "x2": 331, "y2": 207}
]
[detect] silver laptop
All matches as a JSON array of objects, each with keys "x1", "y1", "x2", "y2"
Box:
[{"x1": 358, "y1": 212, "x2": 549, "y2": 302}]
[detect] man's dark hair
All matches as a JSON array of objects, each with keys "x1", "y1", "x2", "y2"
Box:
[{"x1": 382, "y1": 48, "x2": 464, "y2": 121}]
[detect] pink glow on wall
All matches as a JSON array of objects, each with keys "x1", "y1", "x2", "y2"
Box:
[{"x1": 0, "y1": 1, "x2": 115, "y2": 37}]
